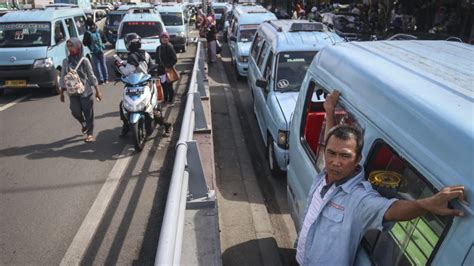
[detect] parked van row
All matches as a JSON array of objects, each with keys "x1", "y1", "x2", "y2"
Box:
[
  {"x1": 0, "y1": 6, "x2": 89, "y2": 94},
  {"x1": 225, "y1": 4, "x2": 473, "y2": 264}
]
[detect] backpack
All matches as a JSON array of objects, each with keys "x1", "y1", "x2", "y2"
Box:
[
  {"x1": 64, "y1": 57, "x2": 86, "y2": 96},
  {"x1": 89, "y1": 31, "x2": 105, "y2": 54}
]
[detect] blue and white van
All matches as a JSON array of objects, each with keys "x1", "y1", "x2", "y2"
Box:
[
  {"x1": 248, "y1": 20, "x2": 342, "y2": 176},
  {"x1": 115, "y1": 12, "x2": 166, "y2": 60},
  {"x1": 156, "y1": 3, "x2": 188, "y2": 52},
  {"x1": 228, "y1": 5, "x2": 277, "y2": 77},
  {"x1": 287, "y1": 41, "x2": 474, "y2": 265},
  {"x1": 0, "y1": 7, "x2": 89, "y2": 94}
]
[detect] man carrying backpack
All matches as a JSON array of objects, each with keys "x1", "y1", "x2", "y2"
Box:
[{"x1": 83, "y1": 23, "x2": 109, "y2": 84}]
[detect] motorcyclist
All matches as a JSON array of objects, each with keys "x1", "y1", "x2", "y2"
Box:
[{"x1": 117, "y1": 33, "x2": 172, "y2": 138}]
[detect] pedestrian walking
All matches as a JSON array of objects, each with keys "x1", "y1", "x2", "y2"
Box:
[
  {"x1": 83, "y1": 23, "x2": 109, "y2": 84},
  {"x1": 296, "y1": 90, "x2": 467, "y2": 265},
  {"x1": 155, "y1": 32, "x2": 177, "y2": 106},
  {"x1": 59, "y1": 38, "x2": 102, "y2": 143},
  {"x1": 206, "y1": 16, "x2": 217, "y2": 63}
]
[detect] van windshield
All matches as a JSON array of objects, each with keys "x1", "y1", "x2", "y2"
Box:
[
  {"x1": 160, "y1": 12, "x2": 183, "y2": 26},
  {"x1": 0, "y1": 22, "x2": 51, "y2": 47},
  {"x1": 275, "y1": 51, "x2": 316, "y2": 91},
  {"x1": 239, "y1": 25, "x2": 258, "y2": 42},
  {"x1": 108, "y1": 13, "x2": 125, "y2": 27},
  {"x1": 120, "y1": 21, "x2": 163, "y2": 38}
]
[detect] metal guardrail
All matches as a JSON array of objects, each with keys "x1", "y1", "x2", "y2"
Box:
[{"x1": 155, "y1": 40, "x2": 215, "y2": 265}]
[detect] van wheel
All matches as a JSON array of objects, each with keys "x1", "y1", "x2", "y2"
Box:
[
  {"x1": 51, "y1": 70, "x2": 61, "y2": 95},
  {"x1": 267, "y1": 136, "x2": 285, "y2": 178}
]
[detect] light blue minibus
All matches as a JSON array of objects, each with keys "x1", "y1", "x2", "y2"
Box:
[
  {"x1": 0, "y1": 7, "x2": 89, "y2": 94},
  {"x1": 156, "y1": 3, "x2": 189, "y2": 52},
  {"x1": 287, "y1": 40, "x2": 473, "y2": 265},
  {"x1": 247, "y1": 20, "x2": 342, "y2": 176},
  {"x1": 115, "y1": 12, "x2": 166, "y2": 60},
  {"x1": 227, "y1": 4, "x2": 276, "y2": 77}
]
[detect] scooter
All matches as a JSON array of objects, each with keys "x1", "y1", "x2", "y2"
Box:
[{"x1": 114, "y1": 57, "x2": 160, "y2": 151}]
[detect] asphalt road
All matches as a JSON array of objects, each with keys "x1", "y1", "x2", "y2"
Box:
[{"x1": 0, "y1": 43, "x2": 196, "y2": 265}]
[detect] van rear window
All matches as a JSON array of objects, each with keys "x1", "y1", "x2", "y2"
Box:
[
  {"x1": 0, "y1": 22, "x2": 51, "y2": 47},
  {"x1": 120, "y1": 22, "x2": 163, "y2": 38},
  {"x1": 160, "y1": 12, "x2": 183, "y2": 26}
]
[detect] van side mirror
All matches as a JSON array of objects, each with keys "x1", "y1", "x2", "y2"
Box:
[
  {"x1": 256, "y1": 78, "x2": 268, "y2": 89},
  {"x1": 229, "y1": 36, "x2": 237, "y2": 42}
]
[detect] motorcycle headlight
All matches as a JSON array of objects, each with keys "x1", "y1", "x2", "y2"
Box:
[
  {"x1": 238, "y1": 56, "x2": 248, "y2": 63},
  {"x1": 33, "y1": 57, "x2": 53, "y2": 68},
  {"x1": 177, "y1": 31, "x2": 186, "y2": 37}
]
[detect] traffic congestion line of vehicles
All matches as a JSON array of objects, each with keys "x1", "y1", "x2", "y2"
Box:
[
  {"x1": 0, "y1": 2, "x2": 191, "y2": 95},
  {"x1": 223, "y1": 3, "x2": 473, "y2": 265}
]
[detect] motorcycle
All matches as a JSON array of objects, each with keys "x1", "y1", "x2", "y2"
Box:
[{"x1": 114, "y1": 58, "x2": 161, "y2": 151}]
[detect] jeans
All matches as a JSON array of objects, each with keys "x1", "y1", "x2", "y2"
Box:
[
  {"x1": 91, "y1": 52, "x2": 108, "y2": 82},
  {"x1": 69, "y1": 94, "x2": 94, "y2": 135}
]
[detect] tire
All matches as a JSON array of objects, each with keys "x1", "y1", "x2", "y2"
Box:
[
  {"x1": 50, "y1": 69, "x2": 61, "y2": 95},
  {"x1": 131, "y1": 118, "x2": 146, "y2": 152},
  {"x1": 267, "y1": 136, "x2": 285, "y2": 178}
]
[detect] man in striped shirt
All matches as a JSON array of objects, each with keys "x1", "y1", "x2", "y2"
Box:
[{"x1": 296, "y1": 90, "x2": 467, "y2": 265}]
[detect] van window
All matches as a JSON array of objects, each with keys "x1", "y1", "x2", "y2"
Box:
[
  {"x1": 65, "y1": 18, "x2": 77, "y2": 38},
  {"x1": 250, "y1": 32, "x2": 263, "y2": 60},
  {"x1": 263, "y1": 51, "x2": 273, "y2": 80},
  {"x1": 275, "y1": 51, "x2": 316, "y2": 92},
  {"x1": 0, "y1": 22, "x2": 51, "y2": 47},
  {"x1": 300, "y1": 81, "x2": 362, "y2": 171},
  {"x1": 238, "y1": 24, "x2": 257, "y2": 42},
  {"x1": 74, "y1": 16, "x2": 86, "y2": 35},
  {"x1": 363, "y1": 141, "x2": 452, "y2": 266},
  {"x1": 160, "y1": 12, "x2": 184, "y2": 26},
  {"x1": 256, "y1": 41, "x2": 269, "y2": 69},
  {"x1": 54, "y1": 21, "x2": 66, "y2": 45},
  {"x1": 119, "y1": 21, "x2": 163, "y2": 38}
]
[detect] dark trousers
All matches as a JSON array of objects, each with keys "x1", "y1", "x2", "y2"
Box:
[
  {"x1": 69, "y1": 94, "x2": 94, "y2": 135},
  {"x1": 162, "y1": 81, "x2": 174, "y2": 103}
]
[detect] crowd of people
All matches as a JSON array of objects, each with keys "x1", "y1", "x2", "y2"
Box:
[{"x1": 266, "y1": 1, "x2": 470, "y2": 40}]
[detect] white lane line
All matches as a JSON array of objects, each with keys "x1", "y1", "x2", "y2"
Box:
[
  {"x1": 60, "y1": 145, "x2": 134, "y2": 265},
  {"x1": 0, "y1": 94, "x2": 31, "y2": 112},
  {"x1": 104, "y1": 49, "x2": 115, "y2": 57}
]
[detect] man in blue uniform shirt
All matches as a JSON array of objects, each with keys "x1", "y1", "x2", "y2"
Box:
[{"x1": 297, "y1": 90, "x2": 467, "y2": 265}]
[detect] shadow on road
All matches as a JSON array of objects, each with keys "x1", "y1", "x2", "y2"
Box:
[
  {"x1": 0, "y1": 127, "x2": 125, "y2": 162},
  {"x1": 221, "y1": 238, "x2": 298, "y2": 266}
]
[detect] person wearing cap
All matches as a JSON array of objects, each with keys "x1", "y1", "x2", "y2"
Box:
[
  {"x1": 155, "y1": 32, "x2": 177, "y2": 106},
  {"x1": 308, "y1": 6, "x2": 321, "y2": 22},
  {"x1": 296, "y1": 91, "x2": 467, "y2": 265}
]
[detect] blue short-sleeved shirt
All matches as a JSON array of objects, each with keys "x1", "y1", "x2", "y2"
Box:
[{"x1": 298, "y1": 167, "x2": 398, "y2": 265}]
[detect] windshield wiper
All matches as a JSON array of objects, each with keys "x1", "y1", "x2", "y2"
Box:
[{"x1": 279, "y1": 87, "x2": 300, "y2": 93}]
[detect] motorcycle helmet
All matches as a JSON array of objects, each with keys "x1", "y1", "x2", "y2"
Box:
[{"x1": 125, "y1": 33, "x2": 141, "y2": 51}]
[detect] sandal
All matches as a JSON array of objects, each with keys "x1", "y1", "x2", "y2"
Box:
[{"x1": 84, "y1": 135, "x2": 95, "y2": 143}]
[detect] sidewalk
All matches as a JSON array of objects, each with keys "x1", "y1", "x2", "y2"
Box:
[{"x1": 208, "y1": 53, "x2": 282, "y2": 266}]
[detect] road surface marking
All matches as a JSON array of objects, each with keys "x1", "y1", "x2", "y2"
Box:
[
  {"x1": 60, "y1": 145, "x2": 134, "y2": 265},
  {"x1": 0, "y1": 94, "x2": 31, "y2": 112}
]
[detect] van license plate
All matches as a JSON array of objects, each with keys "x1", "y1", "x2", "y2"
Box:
[{"x1": 5, "y1": 80, "x2": 27, "y2": 88}]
